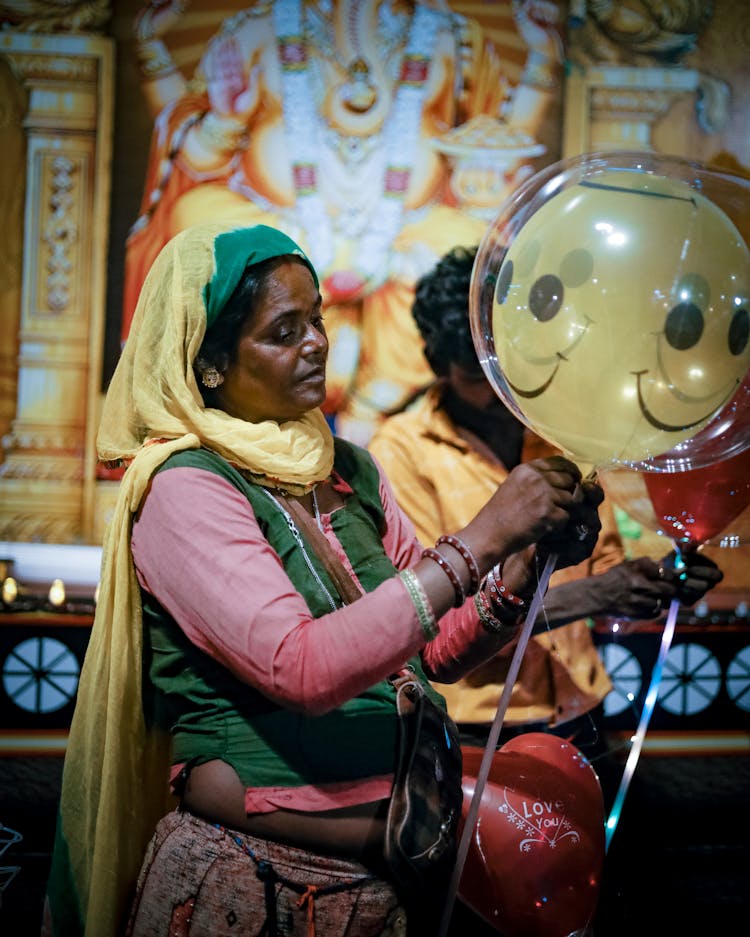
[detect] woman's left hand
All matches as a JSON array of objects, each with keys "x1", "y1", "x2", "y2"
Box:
[
  {"x1": 539, "y1": 477, "x2": 604, "y2": 571},
  {"x1": 498, "y1": 478, "x2": 604, "y2": 600}
]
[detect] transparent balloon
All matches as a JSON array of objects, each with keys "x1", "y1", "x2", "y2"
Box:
[
  {"x1": 629, "y1": 370, "x2": 750, "y2": 473},
  {"x1": 470, "y1": 151, "x2": 750, "y2": 472}
]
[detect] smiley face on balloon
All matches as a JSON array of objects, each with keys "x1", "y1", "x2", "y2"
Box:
[{"x1": 479, "y1": 166, "x2": 750, "y2": 467}]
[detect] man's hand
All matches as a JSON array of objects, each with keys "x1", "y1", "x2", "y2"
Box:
[
  {"x1": 589, "y1": 550, "x2": 724, "y2": 621},
  {"x1": 661, "y1": 549, "x2": 724, "y2": 607}
]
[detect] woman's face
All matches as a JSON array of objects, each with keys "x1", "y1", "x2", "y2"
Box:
[{"x1": 216, "y1": 260, "x2": 328, "y2": 423}]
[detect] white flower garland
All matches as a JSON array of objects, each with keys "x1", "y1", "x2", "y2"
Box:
[{"x1": 274, "y1": 0, "x2": 444, "y2": 286}]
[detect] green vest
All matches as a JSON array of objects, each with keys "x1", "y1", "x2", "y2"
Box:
[{"x1": 140, "y1": 439, "x2": 445, "y2": 790}]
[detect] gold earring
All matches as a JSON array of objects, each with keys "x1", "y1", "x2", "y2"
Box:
[{"x1": 201, "y1": 367, "x2": 224, "y2": 389}]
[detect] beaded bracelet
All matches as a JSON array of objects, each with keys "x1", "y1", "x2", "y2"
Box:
[
  {"x1": 474, "y1": 589, "x2": 520, "y2": 634},
  {"x1": 436, "y1": 534, "x2": 481, "y2": 593},
  {"x1": 486, "y1": 564, "x2": 528, "y2": 609},
  {"x1": 421, "y1": 547, "x2": 465, "y2": 607},
  {"x1": 398, "y1": 569, "x2": 439, "y2": 641},
  {"x1": 136, "y1": 38, "x2": 179, "y2": 79}
]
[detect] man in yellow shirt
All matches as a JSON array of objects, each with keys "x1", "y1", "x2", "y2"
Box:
[{"x1": 369, "y1": 245, "x2": 723, "y2": 798}]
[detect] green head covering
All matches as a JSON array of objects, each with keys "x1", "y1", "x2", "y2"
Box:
[{"x1": 203, "y1": 224, "x2": 319, "y2": 328}]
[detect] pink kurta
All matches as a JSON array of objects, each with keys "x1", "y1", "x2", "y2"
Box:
[{"x1": 131, "y1": 460, "x2": 517, "y2": 811}]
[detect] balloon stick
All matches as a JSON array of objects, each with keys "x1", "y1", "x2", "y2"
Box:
[
  {"x1": 604, "y1": 594, "x2": 680, "y2": 852},
  {"x1": 437, "y1": 552, "x2": 558, "y2": 937}
]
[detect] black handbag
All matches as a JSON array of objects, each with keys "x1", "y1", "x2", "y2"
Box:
[{"x1": 384, "y1": 667, "x2": 463, "y2": 893}]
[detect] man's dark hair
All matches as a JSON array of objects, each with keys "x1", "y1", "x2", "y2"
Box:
[{"x1": 412, "y1": 245, "x2": 481, "y2": 378}]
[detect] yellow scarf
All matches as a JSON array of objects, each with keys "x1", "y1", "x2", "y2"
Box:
[{"x1": 47, "y1": 222, "x2": 334, "y2": 935}]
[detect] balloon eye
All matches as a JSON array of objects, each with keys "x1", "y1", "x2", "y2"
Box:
[
  {"x1": 528, "y1": 274, "x2": 563, "y2": 322},
  {"x1": 495, "y1": 260, "x2": 514, "y2": 305},
  {"x1": 559, "y1": 248, "x2": 593, "y2": 288},
  {"x1": 729, "y1": 307, "x2": 749, "y2": 355},
  {"x1": 675, "y1": 272, "x2": 710, "y2": 310},
  {"x1": 664, "y1": 302, "x2": 704, "y2": 350}
]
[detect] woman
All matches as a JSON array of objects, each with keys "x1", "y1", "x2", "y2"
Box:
[{"x1": 44, "y1": 222, "x2": 602, "y2": 937}]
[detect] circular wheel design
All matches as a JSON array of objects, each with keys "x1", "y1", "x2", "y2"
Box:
[
  {"x1": 2, "y1": 637, "x2": 80, "y2": 713},
  {"x1": 599, "y1": 643, "x2": 642, "y2": 717},
  {"x1": 657, "y1": 642, "x2": 721, "y2": 715},
  {"x1": 726, "y1": 645, "x2": 750, "y2": 713}
]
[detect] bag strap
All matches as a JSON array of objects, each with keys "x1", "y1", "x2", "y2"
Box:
[
  {"x1": 276, "y1": 493, "x2": 411, "y2": 691},
  {"x1": 275, "y1": 493, "x2": 364, "y2": 606}
]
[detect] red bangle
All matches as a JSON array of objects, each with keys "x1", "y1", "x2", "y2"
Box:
[
  {"x1": 422, "y1": 547, "x2": 465, "y2": 607},
  {"x1": 436, "y1": 535, "x2": 481, "y2": 593},
  {"x1": 474, "y1": 588, "x2": 521, "y2": 631},
  {"x1": 486, "y1": 565, "x2": 527, "y2": 608}
]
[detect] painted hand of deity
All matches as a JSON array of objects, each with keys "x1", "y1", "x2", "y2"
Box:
[
  {"x1": 134, "y1": 0, "x2": 187, "y2": 42},
  {"x1": 513, "y1": 0, "x2": 563, "y2": 61},
  {"x1": 206, "y1": 36, "x2": 260, "y2": 119}
]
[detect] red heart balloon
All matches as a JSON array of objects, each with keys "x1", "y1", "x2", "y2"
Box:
[
  {"x1": 643, "y1": 445, "x2": 750, "y2": 547},
  {"x1": 458, "y1": 734, "x2": 605, "y2": 937}
]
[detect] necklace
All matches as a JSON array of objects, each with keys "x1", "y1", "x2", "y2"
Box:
[
  {"x1": 304, "y1": 0, "x2": 408, "y2": 115},
  {"x1": 311, "y1": 485, "x2": 324, "y2": 531}
]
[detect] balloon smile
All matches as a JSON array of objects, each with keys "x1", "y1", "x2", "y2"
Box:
[
  {"x1": 656, "y1": 339, "x2": 738, "y2": 404},
  {"x1": 506, "y1": 355, "x2": 563, "y2": 398},
  {"x1": 633, "y1": 370, "x2": 739, "y2": 432},
  {"x1": 503, "y1": 316, "x2": 591, "y2": 397}
]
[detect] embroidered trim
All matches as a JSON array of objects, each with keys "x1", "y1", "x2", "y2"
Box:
[{"x1": 216, "y1": 822, "x2": 374, "y2": 937}]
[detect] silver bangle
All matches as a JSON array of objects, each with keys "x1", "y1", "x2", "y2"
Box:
[{"x1": 398, "y1": 569, "x2": 439, "y2": 641}]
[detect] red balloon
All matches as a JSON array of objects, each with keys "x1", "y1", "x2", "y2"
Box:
[
  {"x1": 642, "y1": 446, "x2": 750, "y2": 547},
  {"x1": 458, "y1": 734, "x2": 605, "y2": 937},
  {"x1": 705, "y1": 502, "x2": 750, "y2": 548}
]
